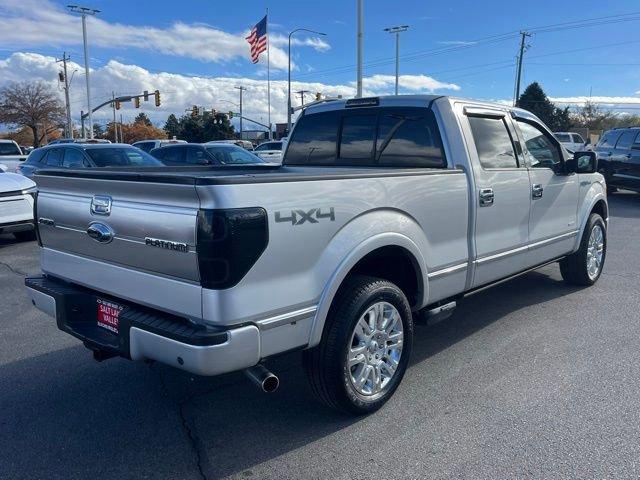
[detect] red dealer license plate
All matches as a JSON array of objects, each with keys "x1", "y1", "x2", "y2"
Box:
[{"x1": 96, "y1": 298, "x2": 124, "y2": 334}]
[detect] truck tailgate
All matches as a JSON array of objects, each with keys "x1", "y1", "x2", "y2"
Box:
[{"x1": 35, "y1": 174, "x2": 202, "y2": 314}]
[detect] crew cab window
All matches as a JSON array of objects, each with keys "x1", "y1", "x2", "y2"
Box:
[
  {"x1": 86, "y1": 147, "x2": 162, "y2": 167},
  {"x1": 154, "y1": 147, "x2": 184, "y2": 165},
  {"x1": 598, "y1": 130, "x2": 621, "y2": 148},
  {"x1": 135, "y1": 142, "x2": 155, "y2": 153},
  {"x1": 614, "y1": 130, "x2": 639, "y2": 150},
  {"x1": 339, "y1": 114, "x2": 376, "y2": 162},
  {"x1": 62, "y1": 148, "x2": 87, "y2": 168},
  {"x1": 376, "y1": 112, "x2": 445, "y2": 167},
  {"x1": 255, "y1": 142, "x2": 281, "y2": 151},
  {"x1": 26, "y1": 148, "x2": 47, "y2": 165},
  {"x1": 517, "y1": 121, "x2": 562, "y2": 169},
  {"x1": 555, "y1": 133, "x2": 571, "y2": 142},
  {"x1": 468, "y1": 116, "x2": 518, "y2": 169}
]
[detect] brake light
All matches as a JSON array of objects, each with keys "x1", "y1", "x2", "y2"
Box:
[{"x1": 196, "y1": 208, "x2": 268, "y2": 289}]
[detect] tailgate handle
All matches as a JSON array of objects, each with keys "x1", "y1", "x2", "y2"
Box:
[{"x1": 87, "y1": 223, "x2": 115, "y2": 244}]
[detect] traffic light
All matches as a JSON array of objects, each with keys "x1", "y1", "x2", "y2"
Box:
[
  {"x1": 143, "y1": 90, "x2": 149, "y2": 101},
  {"x1": 58, "y1": 71, "x2": 65, "y2": 82},
  {"x1": 154, "y1": 90, "x2": 161, "y2": 107},
  {"x1": 191, "y1": 105, "x2": 199, "y2": 117},
  {"x1": 315, "y1": 92, "x2": 322, "y2": 101},
  {"x1": 212, "y1": 109, "x2": 217, "y2": 116},
  {"x1": 115, "y1": 100, "x2": 121, "y2": 110},
  {"x1": 228, "y1": 111, "x2": 233, "y2": 119},
  {"x1": 134, "y1": 97, "x2": 140, "y2": 108}
]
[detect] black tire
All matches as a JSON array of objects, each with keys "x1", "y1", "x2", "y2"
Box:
[
  {"x1": 13, "y1": 230, "x2": 37, "y2": 242},
  {"x1": 303, "y1": 275, "x2": 413, "y2": 415},
  {"x1": 559, "y1": 213, "x2": 606, "y2": 286}
]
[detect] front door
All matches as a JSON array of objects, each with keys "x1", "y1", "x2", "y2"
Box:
[
  {"x1": 464, "y1": 108, "x2": 532, "y2": 288},
  {"x1": 514, "y1": 118, "x2": 579, "y2": 265},
  {"x1": 609, "y1": 129, "x2": 639, "y2": 189}
]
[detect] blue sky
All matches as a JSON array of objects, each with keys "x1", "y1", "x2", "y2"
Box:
[{"x1": 1, "y1": 0, "x2": 640, "y2": 125}]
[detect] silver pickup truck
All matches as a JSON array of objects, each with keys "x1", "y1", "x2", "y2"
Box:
[{"x1": 26, "y1": 95, "x2": 607, "y2": 414}]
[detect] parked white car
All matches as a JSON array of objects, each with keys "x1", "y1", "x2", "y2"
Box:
[
  {"x1": 554, "y1": 132, "x2": 586, "y2": 152},
  {"x1": 0, "y1": 139, "x2": 27, "y2": 172},
  {"x1": 253, "y1": 141, "x2": 284, "y2": 162},
  {"x1": 132, "y1": 139, "x2": 186, "y2": 153},
  {"x1": 0, "y1": 170, "x2": 36, "y2": 241}
]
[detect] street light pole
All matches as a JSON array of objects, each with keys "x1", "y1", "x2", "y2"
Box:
[
  {"x1": 287, "y1": 28, "x2": 326, "y2": 134},
  {"x1": 384, "y1": 25, "x2": 409, "y2": 95},
  {"x1": 68, "y1": 5, "x2": 99, "y2": 139},
  {"x1": 235, "y1": 86, "x2": 247, "y2": 138}
]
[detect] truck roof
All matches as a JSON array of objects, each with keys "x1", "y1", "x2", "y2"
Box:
[{"x1": 303, "y1": 94, "x2": 540, "y2": 123}]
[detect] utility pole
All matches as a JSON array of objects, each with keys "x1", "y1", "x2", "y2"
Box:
[
  {"x1": 384, "y1": 25, "x2": 409, "y2": 95},
  {"x1": 356, "y1": 0, "x2": 364, "y2": 98},
  {"x1": 235, "y1": 86, "x2": 247, "y2": 138},
  {"x1": 56, "y1": 52, "x2": 73, "y2": 138},
  {"x1": 111, "y1": 91, "x2": 118, "y2": 143},
  {"x1": 296, "y1": 90, "x2": 311, "y2": 106},
  {"x1": 119, "y1": 114, "x2": 123, "y2": 144},
  {"x1": 514, "y1": 30, "x2": 531, "y2": 107},
  {"x1": 80, "y1": 110, "x2": 85, "y2": 138},
  {"x1": 68, "y1": 5, "x2": 100, "y2": 138}
]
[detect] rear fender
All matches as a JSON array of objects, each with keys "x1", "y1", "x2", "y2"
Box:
[{"x1": 308, "y1": 209, "x2": 429, "y2": 348}]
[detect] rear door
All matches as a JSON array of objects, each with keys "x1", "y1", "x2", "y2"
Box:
[
  {"x1": 628, "y1": 135, "x2": 640, "y2": 191},
  {"x1": 463, "y1": 107, "x2": 532, "y2": 287},
  {"x1": 611, "y1": 129, "x2": 639, "y2": 189},
  {"x1": 514, "y1": 118, "x2": 579, "y2": 264}
]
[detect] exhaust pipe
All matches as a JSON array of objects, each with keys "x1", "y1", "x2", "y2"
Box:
[{"x1": 244, "y1": 364, "x2": 279, "y2": 393}]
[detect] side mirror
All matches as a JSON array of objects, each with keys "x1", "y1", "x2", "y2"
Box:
[{"x1": 567, "y1": 151, "x2": 597, "y2": 174}]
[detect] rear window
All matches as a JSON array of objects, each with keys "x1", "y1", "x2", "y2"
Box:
[
  {"x1": 0, "y1": 143, "x2": 21, "y2": 156},
  {"x1": 86, "y1": 147, "x2": 162, "y2": 167},
  {"x1": 554, "y1": 133, "x2": 571, "y2": 142},
  {"x1": 135, "y1": 141, "x2": 155, "y2": 153},
  {"x1": 285, "y1": 107, "x2": 446, "y2": 167}
]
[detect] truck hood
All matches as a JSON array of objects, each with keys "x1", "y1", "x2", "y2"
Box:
[{"x1": 0, "y1": 172, "x2": 35, "y2": 193}]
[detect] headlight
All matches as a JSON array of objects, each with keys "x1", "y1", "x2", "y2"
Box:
[{"x1": 21, "y1": 186, "x2": 37, "y2": 199}]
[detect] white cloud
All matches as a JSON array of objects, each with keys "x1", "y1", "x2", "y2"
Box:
[
  {"x1": 358, "y1": 74, "x2": 460, "y2": 93},
  {"x1": 0, "y1": 53, "x2": 462, "y2": 129},
  {"x1": 0, "y1": 0, "x2": 329, "y2": 70},
  {"x1": 550, "y1": 95, "x2": 640, "y2": 106}
]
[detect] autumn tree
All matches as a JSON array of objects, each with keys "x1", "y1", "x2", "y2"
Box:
[
  {"x1": 0, "y1": 81, "x2": 65, "y2": 147},
  {"x1": 107, "y1": 121, "x2": 166, "y2": 144}
]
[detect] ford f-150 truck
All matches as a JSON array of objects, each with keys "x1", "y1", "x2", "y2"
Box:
[{"x1": 26, "y1": 95, "x2": 607, "y2": 414}]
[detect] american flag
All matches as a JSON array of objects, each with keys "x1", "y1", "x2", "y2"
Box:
[{"x1": 246, "y1": 15, "x2": 268, "y2": 64}]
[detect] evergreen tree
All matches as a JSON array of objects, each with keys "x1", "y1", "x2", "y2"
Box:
[
  {"x1": 163, "y1": 113, "x2": 181, "y2": 139},
  {"x1": 517, "y1": 82, "x2": 571, "y2": 131},
  {"x1": 134, "y1": 112, "x2": 152, "y2": 127}
]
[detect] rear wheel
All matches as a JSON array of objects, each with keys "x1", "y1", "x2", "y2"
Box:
[
  {"x1": 560, "y1": 213, "x2": 606, "y2": 286},
  {"x1": 303, "y1": 275, "x2": 413, "y2": 414},
  {"x1": 13, "y1": 230, "x2": 36, "y2": 242}
]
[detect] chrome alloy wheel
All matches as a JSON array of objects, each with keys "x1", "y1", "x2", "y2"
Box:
[
  {"x1": 347, "y1": 301, "x2": 404, "y2": 396},
  {"x1": 587, "y1": 224, "x2": 604, "y2": 280}
]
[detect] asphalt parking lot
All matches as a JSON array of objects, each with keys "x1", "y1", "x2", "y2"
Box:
[{"x1": 1, "y1": 192, "x2": 639, "y2": 480}]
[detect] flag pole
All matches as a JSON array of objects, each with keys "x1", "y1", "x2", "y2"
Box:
[{"x1": 266, "y1": 8, "x2": 272, "y2": 140}]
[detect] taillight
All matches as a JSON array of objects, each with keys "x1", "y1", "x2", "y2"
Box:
[
  {"x1": 33, "y1": 191, "x2": 42, "y2": 246},
  {"x1": 197, "y1": 208, "x2": 268, "y2": 289}
]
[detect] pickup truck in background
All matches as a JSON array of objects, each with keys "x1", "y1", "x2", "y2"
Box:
[
  {"x1": 0, "y1": 139, "x2": 27, "y2": 172},
  {"x1": 26, "y1": 95, "x2": 607, "y2": 415}
]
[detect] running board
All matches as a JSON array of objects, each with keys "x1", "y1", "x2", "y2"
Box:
[{"x1": 418, "y1": 301, "x2": 457, "y2": 326}]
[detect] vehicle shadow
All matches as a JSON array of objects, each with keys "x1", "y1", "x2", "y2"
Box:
[
  {"x1": 0, "y1": 267, "x2": 581, "y2": 480},
  {"x1": 607, "y1": 191, "x2": 640, "y2": 220}
]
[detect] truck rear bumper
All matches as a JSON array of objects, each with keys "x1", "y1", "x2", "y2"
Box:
[{"x1": 25, "y1": 276, "x2": 261, "y2": 376}]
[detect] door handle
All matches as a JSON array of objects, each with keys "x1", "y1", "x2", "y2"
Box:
[
  {"x1": 532, "y1": 183, "x2": 544, "y2": 199},
  {"x1": 479, "y1": 188, "x2": 494, "y2": 206}
]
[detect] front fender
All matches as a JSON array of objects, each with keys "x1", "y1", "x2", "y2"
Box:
[
  {"x1": 573, "y1": 178, "x2": 607, "y2": 252},
  {"x1": 307, "y1": 209, "x2": 429, "y2": 348}
]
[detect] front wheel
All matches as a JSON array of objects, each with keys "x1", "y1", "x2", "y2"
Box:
[
  {"x1": 560, "y1": 213, "x2": 606, "y2": 286},
  {"x1": 303, "y1": 275, "x2": 413, "y2": 415}
]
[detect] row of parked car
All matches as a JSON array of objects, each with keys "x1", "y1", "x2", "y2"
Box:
[{"x1": 0, "y1": 137, "x2": 285, "y2": 241}]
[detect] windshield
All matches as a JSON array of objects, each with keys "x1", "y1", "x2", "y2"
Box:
[
  {"x1": 205, "y1": 146, "x2": 265, "y2": 165},
  {"x1": 554, "y1": 134, "x2": 571, "y2": 143},
  {"x1": 0, "y1": 143, "x2": 22, "y2": 156},
  {"x1": 86, "y1": 147, "x2": 163, "y2": 167}
]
